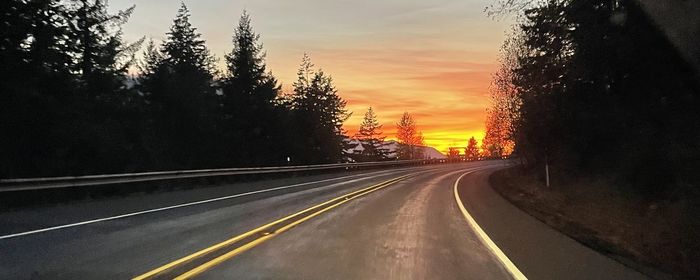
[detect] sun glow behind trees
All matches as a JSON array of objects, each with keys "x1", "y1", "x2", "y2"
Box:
[
  {"x1": 1, "y1": 0, "x2": 516, "y2": 178},
  {"x1": 106, "y1": 0, "x2": 514, "y2": 155}
]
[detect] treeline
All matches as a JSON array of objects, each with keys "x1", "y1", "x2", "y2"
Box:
[
  {"x1": 348, "y1": 108, "x2": 426, "y2": 162},
  {"x1": 445, "y1": 136, "x2": 502, "y2": 160},
  {"x1": 485, "y1": 0, "x2": 700, "y2": 195},
  {"x1": 0, "y1": 1, "x2": 349, "y2": 178}
]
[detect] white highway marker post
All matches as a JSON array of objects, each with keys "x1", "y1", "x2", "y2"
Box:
[{"x1": 545, "y1": 153, "x2": 550, "y2": 187}]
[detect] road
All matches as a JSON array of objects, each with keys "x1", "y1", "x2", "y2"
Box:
[{"x1": 0, "y1": 162, "x2": 649, "y2": 279}]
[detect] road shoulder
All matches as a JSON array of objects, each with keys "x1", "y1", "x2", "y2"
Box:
[{"x1": 457, "y1": 168, "x2": 651, "y2": 280}]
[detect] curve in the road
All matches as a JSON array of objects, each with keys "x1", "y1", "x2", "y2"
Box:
[
  {"x1": 454, "y1": 170, "x2": 528, "y2": 280},
  {"x1": 148, "y1": 165, "x2": 509, "y2": 280},
  {"x1": 194, "y1": 163, "x2": 512, "y2": 279},
  {"x1": 1, "y1": 162, "x2": 527, "y2": 280},
  {"x1": 0, "y1": 168, "x2": 426, "y2": 240},
  {"x1": 133, "y1": 174, "x2": 415, "y2": 280}
]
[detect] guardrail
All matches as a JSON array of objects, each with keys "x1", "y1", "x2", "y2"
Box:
[{"x1": 0, "y1": 159, "x2": 444, "y2": 192}]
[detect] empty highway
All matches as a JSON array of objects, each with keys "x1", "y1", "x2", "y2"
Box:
[{"x1": 0, "y1": 162, "x2": 649, "y2": 279}]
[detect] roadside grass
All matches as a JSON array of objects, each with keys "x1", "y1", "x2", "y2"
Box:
[{"x1": 490, "y1": 166, "x2": 699, "y2": 280}]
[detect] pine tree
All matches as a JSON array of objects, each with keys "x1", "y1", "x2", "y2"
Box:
[
  {"x1": 139, "y1": 3, "x2": 218, "y2": 169},
  {"x1": 161, "y1": 4, "x2": 216, "y2": 74},
  {"x1": 70, "y1": 0, "x2": 142, "y2": 100},
  {"x1": 221, "y1": 11, "x2": 282, "y2": 165},
  {"x1": 355, "y1": 107, "x2": 389, "y2": 161},
  {"x1": 2, "y1": 0, "x2": 145, "y2": 176},
  {"x1": 139, "y1": 40, "x2": 163, "y2": 79},
  {"x1": 494, "y1": 0, "x2": 700, "y2": 197},
  {"x1": 290, "y1": 54, "x2": 350, "y2": 164},
  {"x1": 66, "y1": 0, "x2": 146, "y2": 174},
  {"x1": 224, "y1": 11, "x2": 274, "y2": 99},
  {"x1": 0, "y1": 0, "x2": 78, "y2": 177},
  {"x1": 396, "y1": 112, "x2": 425, "y2": 159}
]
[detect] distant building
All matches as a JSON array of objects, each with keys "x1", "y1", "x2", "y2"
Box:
[{"x1": 343, "y1": 139, "x2": 446, "y2": 162}]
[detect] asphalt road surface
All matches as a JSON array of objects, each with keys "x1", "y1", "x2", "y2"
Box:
[{"x1": 0, "y1": 161, "x2": 650, "y2": 279}]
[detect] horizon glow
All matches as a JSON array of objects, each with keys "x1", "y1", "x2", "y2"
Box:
[{"x1": 110, "y1": 0, "x2": 514, "y2": 154}]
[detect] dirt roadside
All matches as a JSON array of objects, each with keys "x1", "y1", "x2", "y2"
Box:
[{"x1": 489, "y1": 167, "x2": 699, "y2": 280}]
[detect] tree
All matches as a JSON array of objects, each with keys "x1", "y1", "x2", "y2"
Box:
[
  {"x1": 448, "y1": 147, "x2": 461, "y2": 159},
  {"x1": 139, "y1": 40, "x2": 163, "y2": 78},
  {"x1": 466, "y1": 137, "x2": 479, "y2": 160},
  {"x1": 220, "y1": 10, "x2": 282, "y2": 165},
  {"x1": 68, "y1": 0, "x2": 145, "y2": 174},
  {"x1": 71, "y1": 0, "x2": 142, "y2": 99},
  {"x1": 396, "y1": 112, "x2": 425, "y2": 159},
  {"x1": 1, "y1": 0, "x2": 144, "y2": 177},
  {"x1": 484, "y1": 28, "x2": 523, "y2": 157},
  {"x1": 139, "y1": 3, "x2": 218, "y2": 169},
  {"x1": 0, "y1": 0, "x2": 77, "y2": 177},
  {"x1": 355, "y1": 107, "x2": 389, "y2": 161},
  {"x1": 490, "y1": 0, "x2": 700, "y2": 197},
  {"x1": 481, "y1": 141, "x2": 501, "y2": 158},
  {"x1": 289, "y1": 54, "x2": 350, "y2": 164},
  {"x1": 514, "y1": 0, "x2": 572, "y2": 165}
]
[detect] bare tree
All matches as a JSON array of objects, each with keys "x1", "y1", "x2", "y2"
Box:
[{"x1": 396, "y1": 112, "x2": 425, "y2": 159}]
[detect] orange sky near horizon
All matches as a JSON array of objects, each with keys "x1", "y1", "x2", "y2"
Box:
[
  {"x1": 111, "y1": 0, "x2": 514, "y2": 154},
  {"x1": 274, "y1": 47, "x2": 498, "y2": 154}
]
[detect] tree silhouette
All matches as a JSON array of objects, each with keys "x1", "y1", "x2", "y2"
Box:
[
  {"x1": 489, "y1": 0, "x2": 700, "y2": 197},
  {"x1": 466, "y1": 137, "x2": 479, "y2": 160},
  {"x1": 355, "y1": 107, "x2": 389, "y2": 161},
  {"x1": 396, "y1": 112, "x2": 425, "y2": 159},
  {"x1": 484, "y1": 28, "x2": 522, "y2": 158},
  {"x1": 1, "y1": 0, "x2": 144, "y2": 177},
  {"x1": 220, "y1": 10, "x2": 282, "y2": 165},
  {"x1": 139, "y1": 3, "x2": 218, "y2": 169},
  {"x1": 289, "y1": 54, "x2": 350, "y2": 164},
  {"x1": 0, "y1": 1, "x2": 369, "y2": 178},
  {"x1": 72, "y1": 0, "x2": 142, "y2": 99},
  {"x1": 1, "y1": 0, "x2": 75, "y2": 177}
]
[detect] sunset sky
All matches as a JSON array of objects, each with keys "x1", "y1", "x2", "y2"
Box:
[{"x1": 110, "y1": 0, "x2": 514, "y2": 154}]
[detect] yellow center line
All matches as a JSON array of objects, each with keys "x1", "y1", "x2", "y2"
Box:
[
  {"x1": 173, "y1": 175, "x2": 408, "y2": 279},
  {"x1": 132, "y1": 174, "x2": 413, "y2": 280}
]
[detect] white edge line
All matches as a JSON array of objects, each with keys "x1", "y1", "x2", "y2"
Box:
[
  {"x1": 0, "y1": 168, "x2": 421, "y2": 240},
  {"x1": 453, "y1": 170, "x2": 528, "y2": 280}
]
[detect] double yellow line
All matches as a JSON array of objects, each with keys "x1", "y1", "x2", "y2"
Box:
[{"x1": 133, "y1": 174, "x2": 412, "y2": 280}]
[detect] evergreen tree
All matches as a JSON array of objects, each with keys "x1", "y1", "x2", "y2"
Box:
[
  {"x1": 514, "y1": 0, "x2": 572, "y2": 165},
  {"x1": 1, "y1": 0, "x2": 143, "y2": 176},
  {"x1": 0, "y1": 0, "x2": 77, "y2": 177},
  {"x1": 221, "y1": 11, "x2": 282, "y2": 165},
  {"x1": 355, "y1": 107, "x2": 389, "y2": 161},
  {"x1": 139, "y1": 40, "x2": 163, "y2": 79},
  {"x1": 493, "y1": 0, "x2": 700, "y2": 197},
  {"x1": 290, "y1": 54, "x2": 350, "y2": 164},
  {"x1": 67, "y1": 0, "x2": 145, "y2": 174},
  {"x1": 139, "y1": 3, "x2": 218, "y2": 169},
  {"x1": 70, "y1": 0, "x2": 141, "y2": 99}
]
